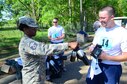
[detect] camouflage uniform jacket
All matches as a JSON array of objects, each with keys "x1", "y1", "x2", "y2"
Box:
[{"x1": 19, "y1": 35, "x2": 68, "y2": 84}]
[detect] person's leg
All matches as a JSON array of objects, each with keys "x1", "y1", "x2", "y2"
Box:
[
  {"x1": 86, "y1": 73, "x2": 104, "y2": 84},
  {"x1": 86, "y1": 67, "x2": 105, "y2": 84},
  {"x1": 101, "y1": 63, "x2": 122, "y2": 84}
]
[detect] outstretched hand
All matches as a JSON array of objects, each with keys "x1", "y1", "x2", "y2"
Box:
[{"x1": 68, "y1": 42, "x2": 79, "y2": 49}]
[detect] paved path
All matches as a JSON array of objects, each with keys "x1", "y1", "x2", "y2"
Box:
[
  {"x1": 2, "y1": 43, "x2": 127, "y2": 84},
  {"x1": 45, "y1": 51, "x2": 127, "y2": 84},
  {"x1": 9, "y1": 58, "x2": 127, "y2": 84}
]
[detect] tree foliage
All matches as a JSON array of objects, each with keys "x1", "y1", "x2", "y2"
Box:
[{"x1": 1, "y1": 0, "x2": 127, "y2": 31}]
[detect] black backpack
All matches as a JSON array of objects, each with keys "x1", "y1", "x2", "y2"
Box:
[
  {"x1": 45, "y1": 55, "x2": 65, "y2": 79},
  {"x1": 5, "y1": 59, "x2": 23, "y2": 79}
]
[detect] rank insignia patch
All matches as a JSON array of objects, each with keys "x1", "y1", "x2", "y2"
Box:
[{"x1": 29, "y1": 41, "x2": 37, "y2": 50}]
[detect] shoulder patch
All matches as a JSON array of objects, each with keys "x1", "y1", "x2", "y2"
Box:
[{"x1": 29, "y1": 41, "x2": 38, "y2": 50}]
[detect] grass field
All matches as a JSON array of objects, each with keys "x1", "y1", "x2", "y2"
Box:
[
  {"x1": 0, "y1": 28, "x2": 49, "y2": 61},
  {"x1": 0, "y1": 27, "x2": 93, "y2": 62}
]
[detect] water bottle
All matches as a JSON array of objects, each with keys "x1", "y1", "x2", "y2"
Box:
[
  {"x1": 70, "y1": 51, "x2": 77, "y2": 62},
  {"x1": 49, "y1": 60, "x2": 60, "y2": 73}
]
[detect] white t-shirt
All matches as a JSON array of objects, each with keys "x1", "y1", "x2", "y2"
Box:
[
  {"x1": 93, "y1": 25, "x2": 127, "y2": 65},
  {"x1": 48, "y1": 25, "x2": 65, "y2": 43}
]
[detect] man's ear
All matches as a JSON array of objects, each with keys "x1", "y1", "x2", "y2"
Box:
[{"x1": 111, "y1": 15, "x2": 114, "y2": 20}]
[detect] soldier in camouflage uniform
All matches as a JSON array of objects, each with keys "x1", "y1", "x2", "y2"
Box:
[{"x1": 17, "y1": 16, "x2": 78, "y2": 84}]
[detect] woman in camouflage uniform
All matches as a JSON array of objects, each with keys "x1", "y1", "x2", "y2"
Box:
[{"x1": 17, "y1": 16, "x2": 78, "y2": 84}]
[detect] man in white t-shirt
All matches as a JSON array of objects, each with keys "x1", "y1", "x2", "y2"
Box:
[
  {"x1": 47, "y1": 18, "x2": 66, "y2": 80},
  {"x1": 48, "y1": 18, "x2": 65, "y2": 44},
  {"x1": 86, "y1": 6, "x2": 127, "y2": 84}
]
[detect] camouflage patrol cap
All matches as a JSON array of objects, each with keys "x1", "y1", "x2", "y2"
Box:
[{"x1": 18, "y1": 16, "x2": 38, "y2": 28}]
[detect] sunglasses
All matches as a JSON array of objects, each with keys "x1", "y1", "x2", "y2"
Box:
[{"x1": 53, "y1": 21, "x2": 57, "y2": 23}]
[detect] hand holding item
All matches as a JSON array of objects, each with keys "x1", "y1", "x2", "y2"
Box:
[
  {"x1": 68, "y1": 42, "x2": 78, "y2": 49},
  {"x1": 90, "y1": 44, "x2": 102, "y2": 59},
  {"x1": 70, "y1": 46, "x2": 90, "y2": 65},
  {"x1": 99, "y1": 51, "x2": 108, "y2": 60},
  {"x1": 89, "y1": 44, "x2": 96, "y2": 53}
]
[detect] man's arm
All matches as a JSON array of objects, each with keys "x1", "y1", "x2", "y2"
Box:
[
  {"x1": 48, "y1": 28, "x2": 52, "y2": 40},
  {"x1": 99, "y1": 52, "x2": 127, "y2": 62},
  {"x1": 56, "y1": 33, "x2": 65, "y2": 40},
  {"x1": 24, "y1": 39, "x2": 78, "y2": 56},
  {"x1": 48, "y1": 36, "x2": 52, "y2": 40}
]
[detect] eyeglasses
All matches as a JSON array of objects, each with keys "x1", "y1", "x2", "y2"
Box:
[{"x1": 53, "y1": 21, "x2": 57, "y2": 23}]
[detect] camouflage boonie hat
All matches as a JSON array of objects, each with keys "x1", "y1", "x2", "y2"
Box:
[{"x1": 18, "y1": 16, "x2": 38, "y2": 28}]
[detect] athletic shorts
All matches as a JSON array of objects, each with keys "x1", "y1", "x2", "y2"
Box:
[{"x1": 86, "y1": 63, "x2": 122, "y2": 84}]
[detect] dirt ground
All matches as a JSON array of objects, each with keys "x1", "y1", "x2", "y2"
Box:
[
  {"x1": 7, "y1": 57, "x2": 127, "y2": 84},
  {"x1": 1, "y1": 43, "x2": 127, "y2": 84}
]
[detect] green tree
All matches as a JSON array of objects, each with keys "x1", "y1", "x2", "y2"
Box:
[{"x1": 2, "y1": 0, "x2": 127, "y2": 31}]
